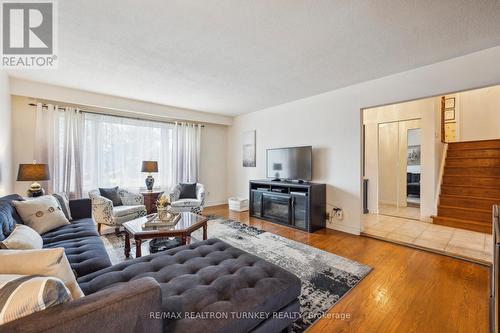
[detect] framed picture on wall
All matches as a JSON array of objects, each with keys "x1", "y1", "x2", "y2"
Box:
[
  {"x1": 444, "y1": 97, "x2": 455, "y2": 109},
  {"x1": 444, "y1": 109, "x2": 455, "y2": 121},
  {"x1": 407, "y1": 145, "x2": 421, "y2": 166},
  {"x1": 242, "y1": 130, "x2": 256, "y2": 167}
]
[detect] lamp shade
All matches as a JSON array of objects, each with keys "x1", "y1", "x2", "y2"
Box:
[
  {"x1": 141, "y1": 161, "x2": 158, "y2": 173},
  {"x1": 17, "y1": 164, "x2": 50, "y2": 181}
]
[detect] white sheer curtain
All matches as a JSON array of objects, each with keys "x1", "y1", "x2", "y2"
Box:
[
  {"x1": 34, "y1": 103, "x2": 84, "y2": 197},
  {"x1": 172, "y1": 122, "x2": 202, "y2": 183},
  {"x1": 82, "y1": 113, "x2": 174, "y2": 193}
]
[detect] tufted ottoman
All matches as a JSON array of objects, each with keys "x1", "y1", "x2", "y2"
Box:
[{"x1": 78, "y1": 238, "x2": 301, "y2": 333}]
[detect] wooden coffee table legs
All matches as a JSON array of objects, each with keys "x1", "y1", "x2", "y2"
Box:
[
  {"x1": 135, "y1": 239, "x2": 142, "y2": 258},
  {"x1": 124, "y1": 232, "x2": 142, "y2": 258},
  {"x1": 124, "y1": 232, "x2": 130, "y2": 258},
  {"x1": 124, "y1": 220, "x2": 208, "y2": 259}
]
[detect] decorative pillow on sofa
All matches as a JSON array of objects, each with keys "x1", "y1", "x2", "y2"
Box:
[
  {"x1": 179, "y1": 183, "x2": 197, "y2": 199},
  {"x1": 0, "y1": 224, "x2": 43, "y2": 250},
  {"x1": 52, "y1": 192, "x2": 73, "y2": 221},
  {"x1": 99, "y1": 186, "x2": 122, "y2": 206},
  {"x1": 0, "y1": 194, "x2": 24, "y2": 242},
  {"x1": 12, "y1": 196, "x2": 69, "y2": 234},
  {"x1": 0, "y1": 274, "x2": 71, "y2": 325},
  {"x1": 0, "y1": 248, "x2": 84, "y2": 300}
]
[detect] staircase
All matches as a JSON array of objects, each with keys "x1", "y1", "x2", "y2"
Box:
[{"x1": 433, "y1": 139, "x2": 500, "y2": 234}]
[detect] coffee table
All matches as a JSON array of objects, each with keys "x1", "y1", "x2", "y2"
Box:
[{"x1": 122, "y1": 212, "x2": 208, "y2": 258}]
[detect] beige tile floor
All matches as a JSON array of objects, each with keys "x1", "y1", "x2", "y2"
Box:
[
  {"x1": 362, "y1": 213, "x2": 492, "y2": 264},
  {"x1": 378, "y1": 203, "x2": 422, "y2": 221}
]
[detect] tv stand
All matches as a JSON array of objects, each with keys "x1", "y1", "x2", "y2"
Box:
[{"x1": 249, "y1": 179, "x2": 326, "y2": 232}]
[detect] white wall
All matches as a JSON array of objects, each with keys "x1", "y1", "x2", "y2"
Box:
[
  {"x1": 457, "y1": 85, "x2": 500, "y2": 141},
  {"x1": 10, "y1": 95, "x2": 228, "y2": 206},
  {"x1": 10, "y1": 78, "x2": 232, "y2": 126},
  {"x1": 363, "y1": 98, "x2": 439, "y2": 220},
  {"x1": 0, "y1": 71, "x2": 12, "y2": 196},
  {"x1": 227, "y1": 45, "x2": 500, "y2": 235}
]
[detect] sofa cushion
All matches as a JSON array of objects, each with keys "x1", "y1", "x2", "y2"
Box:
[
  {"x1": 99, "y1": 187, "x2": 122, "y2": 207},
  {"x1": 0, "y1": 248, "x2": 84, "y2": 300},
  {"x1": 0, "y1": 274, "x2": 72, "y2": 325},
  {"x1": 52, "y1": 192, "x2": 73, "y2": 221},
  {"x1": 12, "y1": 196, "x2": 69, "y2": 234},
  {"x1": 78, "y1": 238, "x2": 301, "y2": 333},
  {"x1": 45, "y1": 237, "x2": 112, "y2": 278},
  {"x1": 0, "y1": 224, "x2": 43, "y2": 250},
  {"x1": 113, "y1": 205, "x2": 145, "y2": 217},
  {"x1": 41, "y1": 218, "x2": 98, "y2": 245},
  {"x1": 0, "y1": 194, "x2": 24, "y2": 241},
  {"x1": 179, "y1": 183, "x2": 197, "y2": 199}
]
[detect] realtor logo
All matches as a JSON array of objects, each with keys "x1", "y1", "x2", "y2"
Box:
[{"x1": 1, "y1": 0, "x2": 57, "y2": 68}]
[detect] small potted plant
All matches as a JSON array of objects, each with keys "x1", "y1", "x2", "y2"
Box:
[{"x1": 156, "y1": 195, "x2": 172, "y2": 222}]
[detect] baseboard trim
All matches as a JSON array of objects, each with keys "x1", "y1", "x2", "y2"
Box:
[
  {"x1": 327, "y1": 221, "x2": 361, "y2": 235},
  {"x1": 205, "y1": 202, "x2": 228, "y2": 208}
]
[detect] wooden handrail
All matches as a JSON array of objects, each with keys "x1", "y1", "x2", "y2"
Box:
[{"x1": 440, "y1": 96, "x2": 446, "y2": 143}]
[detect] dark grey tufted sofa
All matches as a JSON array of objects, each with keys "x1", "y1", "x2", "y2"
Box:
[
  {"x1": 78, "y1": 238, "x2": 302, "y2": 333},
  {"x1": 1, "y1": 194, "x2": 301, "y2": 333},
  {"x1": 0, "y1": 194, "x2": 112, "y2": 278}
]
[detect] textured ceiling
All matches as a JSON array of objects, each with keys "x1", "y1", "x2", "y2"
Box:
[{"x1": 8, "y1": 0, "x2": 500, "y2": 115}]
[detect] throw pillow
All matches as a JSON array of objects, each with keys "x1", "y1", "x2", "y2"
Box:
[
  {"x1": 0, "y1": 225, "x2": 43, "y2": 250},
  {"x1": 12, "y1": 196, "x2": 69, "y2": 235},
  {"x1": 0, "y1": 248, "x2": 84, "y2": 300},
  {"x1": 0, "y1": 194, "x2": 24, "y2": 242},
  {"x1": 179, "y1": 183, "x2": 197, "y2": 199},
  {"x1": 99, "y1": 186, "x2": 122, "y2": 206},
  {"x1": 52, "y1": 192, "x2": 73, "y2": 221},
  {"x1": 0, "y1": 274, "x2": 71, "y2": 325}
]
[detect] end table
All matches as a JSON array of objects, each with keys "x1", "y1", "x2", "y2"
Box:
[{"x1": 141, "y1": 191, "x2": 164, "y2": 214}]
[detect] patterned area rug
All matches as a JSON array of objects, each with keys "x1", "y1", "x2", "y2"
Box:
[{"x1": 102, "y1": 217, "x2": 372, "y2": 332}]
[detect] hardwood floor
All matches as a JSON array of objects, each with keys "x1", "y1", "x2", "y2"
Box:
[{"x1": 204, "y1": 205, "x2": 490, "y2": 333}]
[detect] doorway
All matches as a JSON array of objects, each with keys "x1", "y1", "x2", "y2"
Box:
[{"x1": 377, "y1": 119, "x2": 421, "y2": 221}]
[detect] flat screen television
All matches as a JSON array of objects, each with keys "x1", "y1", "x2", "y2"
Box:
[{"x1": 266, "y1": 146, "x2": 312, "y2": 181}]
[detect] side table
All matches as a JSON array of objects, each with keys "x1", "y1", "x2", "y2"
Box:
[{"x1": 141, "y1": 191, "x2": 164, "y2": 214}]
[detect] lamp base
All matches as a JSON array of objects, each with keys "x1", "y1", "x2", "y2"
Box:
[
  {"x1": 145, "y1": 175, "x2": 155, "y2": 191},
  {"x1": 27, "y1": 182, "x2": 45, "y2": 197}
]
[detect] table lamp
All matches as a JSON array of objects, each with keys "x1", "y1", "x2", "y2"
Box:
[
  {"x1": 141, "y1": 161, "x2": 158, "y2": 191},
  {"x1": 17, "y1": 162, "x2": 50, "y2": 197}
]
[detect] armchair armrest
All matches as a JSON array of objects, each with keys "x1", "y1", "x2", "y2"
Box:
[
  {"x1": 69, "y1": 198, "x2": 92, "y2": 220},
  {"x1": 118, "y1": 189, "x2": 144, "y2": 206},
  {"x1": 0, "y1": 277, "x2": 162, "y2": 333},
  {"x1": 169, "y1": 184, "x2": 181, "y2": 203},
  {"x1": 196, "y1": 184, "x2": 206, "y2": 207},
  {"x1": 89, "y1": 194, "x2": 114, "y2": 226}
]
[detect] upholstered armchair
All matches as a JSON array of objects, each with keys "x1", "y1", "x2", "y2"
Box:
[
  {"x1": 168, "y1": 183, "x2": 205, "y2": 214},
  {"x1": 89, "y1": 188, "x2": 147, "y2": 234}
]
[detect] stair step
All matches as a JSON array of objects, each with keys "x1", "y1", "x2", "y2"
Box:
[
  {"x1": 448, "y1": 139, "x2": 500, "y2": 150},
  {"x1": 445, "y1": 158, "x2": 500, "y2": 167},
  {"x1": 439, "y1": 195, "x2": 500, "y2": 210},
  {"x1": 442, "y1": 175, "x2": 500, "y2": 188},
  {"x1": 438, "y1": 205, "x2": 491, "y2": 223},
  {"x1": 447, "y1": 148, "x2": 500, "y2": 158},
  {"x1": 432, "y1": 216, "x2": 491, "y2": 234},
  {"x1": 444, "y1": 167, "x2": 500, "y2": 177},
  {"x1": 441, "y1": 185, "x2": 500, "y2": 198}
]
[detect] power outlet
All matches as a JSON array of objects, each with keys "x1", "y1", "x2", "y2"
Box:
[
  {"x1": 331, "y1": 207, "x2": 344, "y2": 221},
  {"x1": 325, "y1": 212, "x2": 330, "y2": 220}
]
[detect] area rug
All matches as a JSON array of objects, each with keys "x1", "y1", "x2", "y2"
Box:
[{"x1": 102, "y1": 217, "x2": 372, "y2": 332}]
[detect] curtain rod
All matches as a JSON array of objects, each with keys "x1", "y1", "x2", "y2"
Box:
[{"x1": 27, "y1": 103, "x2": 204, "y2": 127}]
